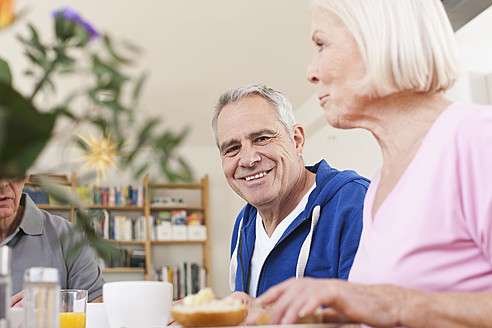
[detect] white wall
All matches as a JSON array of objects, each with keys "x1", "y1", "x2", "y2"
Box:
[
  {"x1": 295, "y1": 94, "x2": 382, "y2": 179},
  {"x1": 447, "y1": 7, "x2": 492, "y2": 104}
]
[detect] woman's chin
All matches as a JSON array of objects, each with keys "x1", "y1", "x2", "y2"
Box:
[
  {"x1": 324, "y1": 112, "x2": 343, "y2": 129},
  {"x1": 324, "y1": 106, "x2": 360, "y2": 130}
]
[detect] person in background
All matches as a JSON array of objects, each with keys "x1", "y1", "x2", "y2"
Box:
[
  {"x1": 0, "y1": 177, "x2": 104, "y2": 305},
  {"x1": 211, "y1": 84, "x2": 369, "y2": 302},
  {"x1": 259, "y1": 0, "x2": 492, "y2": 327}
]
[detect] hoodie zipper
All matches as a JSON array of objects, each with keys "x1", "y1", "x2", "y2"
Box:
[{"x1": 254, "y1": 214, "x2": 311, "y2": 297}]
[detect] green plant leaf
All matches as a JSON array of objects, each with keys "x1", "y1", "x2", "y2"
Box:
[
  {"x1": 120, "y1": 119, "x2": 159, "y2": 165},
  {"x1": 103, "y1": 35, "x2": 133, "y2": 64},
  {"x1": 89, "y1": 117, "x2": 110, "y2": 132},
  {"x1": 54, "y1": 105, "x2": 76, "y2": 119},
  {"x1": 23, "y1": 69, "x2": 35, "y2": 77},
  {"x1": 92, "y1": 55, "x2": 129, "y2": 91},
  {"x1": 134, "y1": 163, "x2": 150, "y2": 179},
  {"x1": 45, "y1": 78, "x2": 56, "y2": 93},
  {"x1": 0, "y1": 81, "x2": 57, "y2": 178},
  {"x1": 21, "y1": 24, "x2": 46, "y2": 56},
  {"x1": 24, "y1": 48, "x2": 49, "y2": 70},
  {"x1": 176, "y1": 156, "x2": 194, "y2": 182},
  {"x1": 57, "y1": 53, "x2": 75, "y2": 67},
  {"x1": 132, "y1": 72, "x2": 147, "y2": 102},
  {"x1": 0, "y1": 58, "x2": 12, "y2": 85},
  {"x1": 73, "y1": 24, "x2": 91, "y2": 47},
  {"x1": 155, "y1": 126, "x2": 190, "y2": 152},
  {"x1": 121, "y1": 39, "x2": 143, "y2": 55},
  {"x1": 139, "y1": 119, "x2": 159, "y2": 140}
]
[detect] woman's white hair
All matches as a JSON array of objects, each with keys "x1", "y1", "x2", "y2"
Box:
[{"x1": 312, "y1": 0, "x2": 461, "y2": 97}]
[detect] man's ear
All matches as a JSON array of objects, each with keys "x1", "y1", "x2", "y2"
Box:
[{"x1": 292, "y1": 124, "x2": 306, "y2": 156}]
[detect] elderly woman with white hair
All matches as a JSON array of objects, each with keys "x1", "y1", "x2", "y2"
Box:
[{"x1": 259, "y1": 0, "x2": 492, "y2": 326}]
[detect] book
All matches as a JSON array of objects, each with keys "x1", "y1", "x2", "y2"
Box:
[
  {"x1": 171, "y1": 210, "x2": 187, "y2": 225},
  {"x1": 190, "y1": 263, "x2": 200, "y2": 294},
  {"x1": 172, "y1": 267, "x2": 179, "y2": 299},
  {"x1": 179, "y1": 262, "x2": 186, "y2": 298},
  {"x1": 130, "y1": 249, "x2": 146, "y2": 268},
  {"x1": 135, "y1": 216, "x2": 147, "y2": 241},
  {"x1": 187, "y1": 212, "x2": 203, "y2": 226},
  {"x1": 186, "y1": 262, "x2": 192, "y2": 297}
]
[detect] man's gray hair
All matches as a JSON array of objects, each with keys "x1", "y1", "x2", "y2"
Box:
[{"x1": 211, "y1": 84, "x2": 297, "y2": 147}]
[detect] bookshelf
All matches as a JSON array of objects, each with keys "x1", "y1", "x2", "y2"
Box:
[
  {"x1": 148, "y1": 176, "x2": 212, "y2": 290},
  {"x1": 23, "y1": 173, "x2": 212, "y2": 296}
]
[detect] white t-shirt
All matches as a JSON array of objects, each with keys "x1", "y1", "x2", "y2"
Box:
[{"x1": 248, "y1": 183, "x2": 316, "y2": 296}]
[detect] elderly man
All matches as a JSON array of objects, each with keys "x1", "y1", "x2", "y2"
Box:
[
  {"x1": 212, "y1": 84, "x2": 369, "y2": 298},
  {"x1": 0, "y1": 176, "x2": 104, "y2": 305}
]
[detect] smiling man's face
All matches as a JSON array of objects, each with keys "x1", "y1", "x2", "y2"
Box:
[
  {"x1": 0, "y1": 178, "x2": 25, "y2": 223},
  {"x1": 216, "y1": 95, "x2": 305, "y2": 210}
]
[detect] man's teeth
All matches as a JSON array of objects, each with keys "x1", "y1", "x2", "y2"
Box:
[{"x1": 245, "y1": 172, "x2": 267, "y2": 181}]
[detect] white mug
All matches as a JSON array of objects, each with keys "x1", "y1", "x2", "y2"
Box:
[
  {"x1": 103, "y1": 281, "x2": 172, "y2": 328},
  {"x1": 9, "y1": 307, "x2": 23, "y2": 328},
  {"x1": 86, "y1": 303, "x2": 109, "y2": 328}
]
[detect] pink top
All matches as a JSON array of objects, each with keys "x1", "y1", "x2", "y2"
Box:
[{"x1": 349, "y1": 102, "x2": 492, "y2": 292}]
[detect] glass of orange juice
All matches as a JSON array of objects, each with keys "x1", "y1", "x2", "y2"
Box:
[{"x1": 60, "y1": 289, "x2": 88, "y2": 328}]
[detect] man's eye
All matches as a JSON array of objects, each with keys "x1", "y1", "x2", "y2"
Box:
[
  {"x1": 255, "y1": 136, "x2": 270, "y2": 143},
  {"x1": 224, "y1": 146, "x2": 240, "y2": 155}
]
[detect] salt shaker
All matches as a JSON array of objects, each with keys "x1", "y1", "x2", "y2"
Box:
[
  {"x1": 0, "y1": 246, "x2": 11, "y2": 328},
  {"x1": 23, "y1": 267, "x2": 60, "y2": 328}
]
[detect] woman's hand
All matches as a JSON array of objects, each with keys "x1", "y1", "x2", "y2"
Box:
[{"x1": 258, "y1": 277, "x2": 403, "y2": 327}]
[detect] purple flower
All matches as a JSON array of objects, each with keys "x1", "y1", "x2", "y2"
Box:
[{"x1": 52, "y1": 7, "x2": 99, "y2": 40}]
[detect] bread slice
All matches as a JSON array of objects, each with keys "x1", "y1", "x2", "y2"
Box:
[{"x1": 171, "y1": 289, "x2": 248, "y2": 327}]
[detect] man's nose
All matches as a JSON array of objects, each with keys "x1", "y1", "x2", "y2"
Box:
[{"x1": 238, "y1": 145, "x2": 260, "y2": 168}]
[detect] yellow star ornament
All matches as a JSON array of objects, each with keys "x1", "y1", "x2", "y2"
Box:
[
  {"x1": 73, "y1": 132, "x2": 126, "y2": 183},
  {"x1": 0, "y1": 0, "x2": 16, "y2": 30}
]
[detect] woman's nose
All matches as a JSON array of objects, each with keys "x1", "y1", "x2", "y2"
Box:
[{"x1": 306, "y1": 56, "x2": 319, "y2": 84}]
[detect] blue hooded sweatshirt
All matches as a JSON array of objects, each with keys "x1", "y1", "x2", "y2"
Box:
[{"x1": 229, "y1": 159, "x2": 369, "y2": 297}]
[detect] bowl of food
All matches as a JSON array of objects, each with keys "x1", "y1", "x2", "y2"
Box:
[{"x1": 171, "y1": 288, "x2": 248, "y2": 327}]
